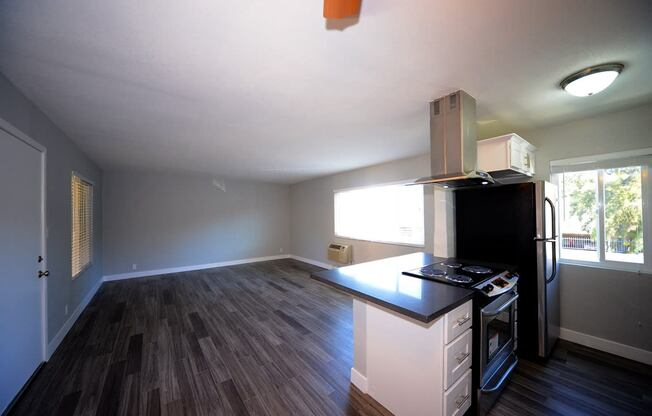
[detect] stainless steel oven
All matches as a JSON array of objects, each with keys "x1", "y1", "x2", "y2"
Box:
[{"x1": 476, "y1": 290, "x2": 519, "y2": 415}]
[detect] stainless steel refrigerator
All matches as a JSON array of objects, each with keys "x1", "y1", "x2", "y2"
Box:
[{"x1": 455, "y1": 181, "x2": 560, "y2": 358}]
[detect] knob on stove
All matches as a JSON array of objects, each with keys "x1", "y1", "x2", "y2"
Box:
[{"x1": 481, "y1": 284, "x2": 494, "y2": 294}]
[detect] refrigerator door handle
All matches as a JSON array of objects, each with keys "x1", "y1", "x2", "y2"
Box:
[
  {"x1": 544, "y1": 197, "x2": 558, "y2": 283},
  {"x1": 546, "y1": 240, "x2": 558, "y2": 283},
  {"x1": 544, "y1": 197, "x2": 557, "y2": 240}
]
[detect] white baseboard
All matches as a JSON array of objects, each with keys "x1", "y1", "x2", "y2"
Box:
[
  {"x1": 47, "y1": 277, "x2": 103, "y2": 359},
  {"x1": 288, "y1": 255, "x2": 335, "y2": 270},
  {"x1": 560, "y1": 327, "x2": 652, "y2": 366},
  {"x1": 103, "y1": 254, "x2": 291, "y2": 281},
  {"x1": 350, "y1": 367, "x2": 368, "y2": 393}
]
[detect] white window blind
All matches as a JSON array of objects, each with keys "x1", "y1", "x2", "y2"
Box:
[
  {"x1": 71, "y1": 173, "x2": 93, "y2": 279},
  {"x1": 334, "y1": 182, "x2": 425, "y2": 246}
]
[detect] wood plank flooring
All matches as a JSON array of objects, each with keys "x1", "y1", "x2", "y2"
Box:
[
  {"x1": 489, "y1": 339, "x2": 652, "y2": 416},
  {"x1": 9, "y1": 259, "x2": 652, "y2": 416}
]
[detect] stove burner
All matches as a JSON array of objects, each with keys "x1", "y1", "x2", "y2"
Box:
[
  {"x1": 441, "y1": 261, "x2": 462, "y2": 268},
  {"x1": 462, "y1": 265, "x2": 493, "y2": 274},
  {"x1": 446, "y1": 274, "x2": 473, "y2": 284},
  {"x1": 419, "y1": 266, "x2": 446, "y2": 277}
]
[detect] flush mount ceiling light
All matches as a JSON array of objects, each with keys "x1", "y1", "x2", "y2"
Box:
[{"x1": 560, "y1": 63, "x2": 624, "y2": 97}]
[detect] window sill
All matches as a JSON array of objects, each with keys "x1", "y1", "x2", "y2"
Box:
[
  {"x1": 559, "y1": 259, "x2": 651, "y2": 275},
  {"x1": 334, "y1": 235, "x2": 425, "y2": 249}
]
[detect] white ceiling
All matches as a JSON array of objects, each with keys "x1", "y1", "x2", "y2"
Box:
[{"x1": 1, "y1": 1, "x2": 651, "y2": 183}]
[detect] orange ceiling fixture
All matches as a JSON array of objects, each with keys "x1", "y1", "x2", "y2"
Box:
[{"x1": 323, "y1": 0, "x2": 361, "y2": 19}]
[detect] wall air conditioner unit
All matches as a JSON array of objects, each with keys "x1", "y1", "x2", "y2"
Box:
[{"x1": 328, "y1": 243, "x2": 352, "y2": 264}]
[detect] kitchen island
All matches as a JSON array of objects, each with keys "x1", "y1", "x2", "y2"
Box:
[{"x1": 312, "y1": 252, "x2": 475, "y2": 416}]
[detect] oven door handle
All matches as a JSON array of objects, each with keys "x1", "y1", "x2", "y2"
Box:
[
  {"x1": 481, "y1": 353, "x2": 518, "y2": 393},
  {"x1": 481, "y1": 292, "x2": 519, "y2": 317}
]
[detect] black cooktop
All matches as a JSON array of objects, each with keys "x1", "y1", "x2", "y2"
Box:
[{"x1": 402, "y1": 258, "x2": 505, "y2": 287}]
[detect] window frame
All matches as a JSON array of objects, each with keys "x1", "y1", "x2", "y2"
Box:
[
  {"x1": 551, "y1": 149, "x2": 652, "y2": 274},
  {"x1": 333, "y1": 179, "x2": 426, "y2": 248},
  {"x1": 71, "y1": 171, "x2": 94, "y2": 279}
]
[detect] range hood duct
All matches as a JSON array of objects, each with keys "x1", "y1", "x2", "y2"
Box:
[{"x1": 414, "y1": 90, "x2": 494, "y2": 189}]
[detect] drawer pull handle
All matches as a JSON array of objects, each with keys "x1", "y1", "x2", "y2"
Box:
[
  {"x1": 456, "y1": 352, "x2": 470, "y2": 364},
  {"x1": 456, "y1": 393, "x2": 470, "y2": 409},
  {"x1": 456, "y1": 316, "x2": 470, "y2": 326}
]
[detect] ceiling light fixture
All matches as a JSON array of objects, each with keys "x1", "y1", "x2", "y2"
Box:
[
  {"x1": 560, "y1": 63, "x2": 624, "y2": 97},
  {"x1": 324, "y1": 0, "x2": 361, "y2": 19}
]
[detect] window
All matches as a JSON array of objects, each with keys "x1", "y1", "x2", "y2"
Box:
[
  {"x1": 551, "y1": 149, "x2": 651, "y2": 271},
  {"x1": 334, "y1": 182, "x2": 425, "y2": 246},
  {"x1": 71, "y1": 173, "x2": 93, "y2": 278}
]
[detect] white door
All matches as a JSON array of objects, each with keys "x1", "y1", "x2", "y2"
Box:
[{"x1": 0, "y1": 125, "x2": 45, "y2": 413}]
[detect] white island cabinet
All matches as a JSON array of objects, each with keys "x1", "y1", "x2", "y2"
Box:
[
  {"x1": 352, "y1": 299, "x2": 473, "y2": 416},
  {"x1": 311, "y1": 253, "x2": 476, "y2": 416}
]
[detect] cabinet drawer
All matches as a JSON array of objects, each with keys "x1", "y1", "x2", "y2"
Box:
[
  {"x1": 444, "y1": 368, "x2": 472, "y2": 416},
  {"x1": 444, "y1": 301, "x2": 472, "y2": 344},
  {"x1": 444, "y1": 328, "x2": 472, "y2": 389}
]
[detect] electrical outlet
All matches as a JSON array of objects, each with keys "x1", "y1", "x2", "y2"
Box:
[
  {"x1": 132, "y1": 264, "x2": 138, "y2": 271},
  {"x1": 65, "y1": 304, "x2": 69, "y2": 316},
  {"x1": 279, "y1": 247, "x2": 284, "y2": 253}
]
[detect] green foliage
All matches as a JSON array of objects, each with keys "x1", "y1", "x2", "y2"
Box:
[
  {"x1": 604, "y1": 167, "x2": 643, "y2": 253},
  {"x1": 566, "y1": 172, "x2": 597, "y2": 238},
  {"x1": 564, "y1": 167, "x2": 643, "y2": 254}
]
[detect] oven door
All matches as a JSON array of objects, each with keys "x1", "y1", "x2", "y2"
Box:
[{"x1": 479, "y1": 291, "x2": 518, "y2": 388}]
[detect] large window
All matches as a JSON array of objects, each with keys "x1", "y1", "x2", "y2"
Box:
[
  {"x1": 71, "y1": 173, "x2": 94, "y2": 278},
  {"x1": 334, "y1": 182, "x2": 425, "y2": 246},
  {"x1": 552, "y1": 149, "x2": 651, "y2": 271}
]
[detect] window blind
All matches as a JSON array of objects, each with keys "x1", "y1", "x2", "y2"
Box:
[{"x1": 72, "y1": 174, "x2": 93, "y2": 278}]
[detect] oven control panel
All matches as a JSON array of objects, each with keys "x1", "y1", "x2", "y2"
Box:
[{"x1": 474, "y1": 271, "x2": 518, "y2": 297}]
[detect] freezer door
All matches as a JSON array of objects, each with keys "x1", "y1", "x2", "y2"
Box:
[{"x1": 535, "y1": 181, "x2": 560, "y2": 357}]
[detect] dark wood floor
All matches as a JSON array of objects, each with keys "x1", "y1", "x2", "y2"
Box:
[
  {"x1": 488, "y1": 340, "x2": 652, "y2": 416},
  {"x1": 9, "y1": 259, "x2": 652, "y2": 416}
]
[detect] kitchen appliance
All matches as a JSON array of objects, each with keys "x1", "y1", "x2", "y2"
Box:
[
  {"x1": 404, "y1": 259, "x2": 519, "y2": 415},
  {"x1": 455, "y1": 181, "x2": 560, "y2": 359},
  {"x1": 404, "y1": 260, "x2": 518, "y2": 296},
  {"x1": 413, "y1": 90, "x2": 495, "y2": 188},
  {"x1": 327, "y1": 243, "x2": 352, "y2": 264},
  {"x1": 476, "y1": 292, "x2": 518, "y2": 415}
]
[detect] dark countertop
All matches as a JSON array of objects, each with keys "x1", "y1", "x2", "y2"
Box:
[{"x1": 311, "y1": 252, "x2": 474, "y2": 323}]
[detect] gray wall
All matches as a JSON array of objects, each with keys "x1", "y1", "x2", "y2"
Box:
[
  {"x1": 0, "y1": 73, "x2": 103, "y2": 345},
  {"x1": 289, "y1": 154, "x2": 434, "y2": 265},
  {"x1": 519, "y1": 102, "x2": 652, "y2": 352},
  {"x1": 103, "y1": 171, "x2": 290, "y2": 276}
]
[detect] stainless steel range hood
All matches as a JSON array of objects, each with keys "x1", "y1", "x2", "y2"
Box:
[{"x1": 414, "y1": 90, "x2": 494, "y2": 189}]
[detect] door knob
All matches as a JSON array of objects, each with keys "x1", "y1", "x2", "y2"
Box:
[{"x1": 38, "y1": 270, "x2": 49, "y2": 278}]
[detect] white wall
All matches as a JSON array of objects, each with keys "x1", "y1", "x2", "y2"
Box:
[
  {"x1": 0, "y1": 73, "x2": 103, "y2": 348},
  {"x1": 289, "y1": 154, "x2": 434, "y2": 265},
  {"x1": 103, "y1": 171, "x2": 290, "y2": 277}
]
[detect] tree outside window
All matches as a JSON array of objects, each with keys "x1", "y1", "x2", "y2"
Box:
[{"x1": 558, "y1": 166, "x2": 644, "y2": 264}]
